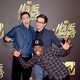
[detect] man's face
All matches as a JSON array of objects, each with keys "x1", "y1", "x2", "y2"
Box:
[
  {"x1": 36, "y1": 17, "x2": 46, "y2": 31},
  {"x1": 21, "y1": 14, "x2": 31, "y2": 26},
  {"x1": 33, "y1": 45, "x2": 43, "y2": 56}
]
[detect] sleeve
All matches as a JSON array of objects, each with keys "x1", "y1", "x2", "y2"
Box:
[
  {"x1": 18, "y1": 56, "x2": 35, "y2": 69},
  {"x1": 51, "y1": 46, "x2": 70, "y2": 56},
  {"x1": 50, "y1": 30, "x2": 61, "y2": 47},
  {"x1": 44, "y1": 46, "x2": 70, "y2": 57},
  {"x1": 3, "y1": 27, "x2": 16, "y2": 42}
]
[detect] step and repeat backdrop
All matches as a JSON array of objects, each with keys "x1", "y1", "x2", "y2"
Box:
[{"x1": 0, "y1": 0, "x2": 80, "y2": 80}]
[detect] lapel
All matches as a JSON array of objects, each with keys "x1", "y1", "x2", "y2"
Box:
[{"x1": 42, "y1": 29, "x2": 47, "y2": 42}]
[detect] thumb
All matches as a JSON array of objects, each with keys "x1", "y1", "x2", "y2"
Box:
[
  {"x1": 19, "y1": 50, "x2": 21, "y2": 53},
  {"x1": 60, "y1": 42, "x2": 63, "y2": 46}
]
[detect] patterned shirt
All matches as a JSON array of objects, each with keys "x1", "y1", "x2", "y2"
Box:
[{"x1": 18, "y1": 46, "x2": 70, "y2": 80}]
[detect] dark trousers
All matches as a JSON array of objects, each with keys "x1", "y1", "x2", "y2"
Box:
[
  {"x1": 11, "y1": 56, "x2": 32, "y2": 80},
  {"x1": 43, "y1": 75, "x2": 50, "y2": 80},
  {"x1": 62, "y1": 75, "x2": 70, "y2": 80}
]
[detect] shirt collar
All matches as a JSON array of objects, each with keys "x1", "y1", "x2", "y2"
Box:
[
  {"x1": 21, "y1": 23, "x2": 30, "y2": 30},
  {"x1": 36, "y1": 28, "x2": 44, "y2": 34}
]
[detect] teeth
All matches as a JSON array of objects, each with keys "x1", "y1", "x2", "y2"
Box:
[{"x1": 36, "y1": 51, "x2": 41, "y2": 56}]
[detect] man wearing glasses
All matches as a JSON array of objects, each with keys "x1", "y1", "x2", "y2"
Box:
[{"x1": 33, "y1": 14, "x2": 70, "y2": 80}]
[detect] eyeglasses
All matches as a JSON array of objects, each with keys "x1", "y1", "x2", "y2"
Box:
[{"x1": 36, "y1": 20, "x2": 45, "y2": 24}]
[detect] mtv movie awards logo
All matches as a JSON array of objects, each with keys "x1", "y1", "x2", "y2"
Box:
[
  {"x1": 54, "y1": 20, "x2": 76, "y2": 39},
  {"x1": 18, "y1": 0, "x2": 40, "y2": 20},
  {"x1": 0, "y1": 23, "x2": 4, "y2": 38},
  {"x1": 0, "y1": 64, "x2": 4, "y2": 78}
]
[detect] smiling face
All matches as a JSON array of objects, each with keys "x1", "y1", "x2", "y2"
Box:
[
  {"x1": 36, "y1": 17, "x2": 47, "y2": 31},
  {"x1": 36, "y1": 14, "x2": 48, "y2": 31},
  {"x1": 33, "y1": 45, "x2": 43, "y2": 56}
]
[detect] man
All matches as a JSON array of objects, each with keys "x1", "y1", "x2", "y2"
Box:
[
  {"x1": 33, "y1": 14, "x2": 67, "y2": 80},
  {"x1": 11, "y1": 38, "x2": 71, "y2": 80},
  {"x1": 3, "y1": 12, "x2": 35, "y2": 80},
  {"x1": 35, "y1": 14, "x2": 61, "y2": 49}
]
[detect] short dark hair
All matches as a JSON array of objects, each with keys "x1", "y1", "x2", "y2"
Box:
[
  {"x1": 37, "y1": 14, "x2": 48, "y2": 23},
  {"x1": 20, "y1": 12, "x2": 30, "y2": 19}
]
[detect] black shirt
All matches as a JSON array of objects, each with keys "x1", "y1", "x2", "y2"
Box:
[{"x1": 35, "y1": 29, "x2": 44, "y2": 40}]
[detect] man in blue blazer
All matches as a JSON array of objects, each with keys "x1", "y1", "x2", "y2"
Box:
[{"x1": 3, "y1": 12, "x2": 35, "y2": 80}]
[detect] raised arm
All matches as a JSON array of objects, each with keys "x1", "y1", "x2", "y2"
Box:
[
  {"x1": 51, "y1": 30, "x2": 61, "y2": 47},
  {"x1": 11, "y1": 48, "x2": 35, "y2": 69},
  {"x1": 18, "y1": 56, "x2": 35, "y2": 69},
  {"x1": 45, "y1": 39, "x2": 72, "y2": 56}
]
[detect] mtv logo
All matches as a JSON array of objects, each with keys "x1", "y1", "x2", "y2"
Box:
[{"x1": 63, "y1": 61, "x2": 75, "y2": 75}]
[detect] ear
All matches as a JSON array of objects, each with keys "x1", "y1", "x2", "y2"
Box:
[{"x1": 44, "y1": 23, "x2": 47, "y2": 27}]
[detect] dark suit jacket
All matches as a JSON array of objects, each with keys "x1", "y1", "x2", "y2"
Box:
[{"x1": 34, "y1": 28, "x2": 61, "y2": 49}]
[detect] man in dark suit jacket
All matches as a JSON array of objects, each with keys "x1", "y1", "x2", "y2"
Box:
[
  {"x1": 35, "y1": 14, "x2": 61, "y2": 49},
  {"x1": 33, "y1": 14, "x2": 66, "y2": 80}
]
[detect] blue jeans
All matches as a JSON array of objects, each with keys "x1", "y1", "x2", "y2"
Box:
[{"x1": 32, "y1": 64, "x2": 48, "y2": 80}]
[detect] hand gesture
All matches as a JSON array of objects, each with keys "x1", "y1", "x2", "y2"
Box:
[
  {"x1": 10, "y1": 48, "x2": 21, "y2": 57},
  {"x1": 61, "y1": 38, "x2": 72, "y2": 50},
  {"x1": 5, "y1": 36, "x2": 12, "y2": 42}
]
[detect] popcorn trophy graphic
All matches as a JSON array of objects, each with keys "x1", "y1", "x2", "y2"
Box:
[
  {"x1": 18, "y1": 0, "x2": 40, "y2": 20},
  {"x1": 0, "y1": 23, "x2": 4, "y2": 38},
  {"x1": 0, "y1": 64, "x2": 5, "y2": 78},
  {"x1": 54, "y1": 20, "x2": 76, "y2": 40}
]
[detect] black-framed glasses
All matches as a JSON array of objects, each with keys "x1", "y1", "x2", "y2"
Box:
[{"x1": 36, "y1": 20, "x2": 45, "y2": 24}]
